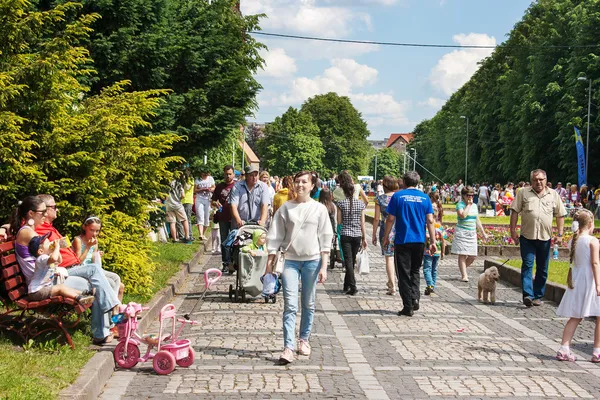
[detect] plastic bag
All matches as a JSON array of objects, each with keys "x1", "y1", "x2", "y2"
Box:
[
  {"x1": 356, "y1": 249, "x2": 369, "y2": 275},
  {"x1": 261, "y1": 273, "x2": 281, "y2": 297}
]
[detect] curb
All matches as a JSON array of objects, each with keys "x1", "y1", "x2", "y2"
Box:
[
  {"x1": 483, "y1": 258, "x2": 567, "y2": 304},
  {"x1": 59, "y1": 240, "x2": 212, "y2": 400}
]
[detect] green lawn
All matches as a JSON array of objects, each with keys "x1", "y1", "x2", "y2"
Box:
[
  {"x1": 0, "y1": 239, "x2": 202, "y2": 400},
  {"x1": 505, "y1": 259, "x2": 570, "y2": 286}
]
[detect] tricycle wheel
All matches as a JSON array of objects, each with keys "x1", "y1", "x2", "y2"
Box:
[
  {"x1": 176, "y1": 347, "x2": 195, "y2": 368},
  {"x1": 228, "y1": 284, "x2": 233, "y2": 300},
  {"x1": 114, "y1": 341, "x2": 140, "y2": 369},
  {"x1": 153, "y1": 350, "x2": 176, "y2": 375}
]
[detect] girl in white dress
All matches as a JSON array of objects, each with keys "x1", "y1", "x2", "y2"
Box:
[{"x1": 556, "y1": 209, "x2": 600, "y2": 362}]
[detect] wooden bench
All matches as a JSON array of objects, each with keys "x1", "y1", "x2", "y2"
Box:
[{"x1": 0, "y1": 240, "x2": 92, "y2": 349}]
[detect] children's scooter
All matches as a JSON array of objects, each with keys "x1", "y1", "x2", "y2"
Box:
[{"x1": 113, "y1": 302, "x2": 198, "y2": 375}]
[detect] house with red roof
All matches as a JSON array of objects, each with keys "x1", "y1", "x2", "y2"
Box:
[{"x1": 386, "y1": 133, "x2": 414, "y2": 153}]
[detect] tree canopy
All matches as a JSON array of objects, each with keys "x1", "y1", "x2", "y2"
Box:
[
  {"x1": 48, "y1": 0, "x2": 265, "y2": 165},
  {"x1": 368, "y1": 148, "x2": 402, "y2": 180},
  {"x1": 301, "y1": 92, "x2": 371, "y2": 177},
  {"x1": 257, "y1": 107, "x2": 324, "y2": 176},
  {"x1": 1, "y1": 0, "x2": 181, "y2": 296},
  {"x1": 412, "y1": 0, "x2": 600, "y2": 185}
]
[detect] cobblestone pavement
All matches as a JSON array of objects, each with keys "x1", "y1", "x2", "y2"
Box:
[{"x1": 99, "y1": 233, "x2": 600, "y2": 399}]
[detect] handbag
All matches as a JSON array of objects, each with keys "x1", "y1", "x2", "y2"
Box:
[{"x1": 273, "y1": 202, "x2": 315, "y2": 273}]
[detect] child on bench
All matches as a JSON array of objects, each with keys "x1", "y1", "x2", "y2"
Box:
[{"x1": 27, "y1": 233, "x2": 95, "y2": 305}]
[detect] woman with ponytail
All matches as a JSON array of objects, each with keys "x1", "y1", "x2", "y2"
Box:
[{"x1": 555, "y1": 209, "x2": 600, "y2": 363}]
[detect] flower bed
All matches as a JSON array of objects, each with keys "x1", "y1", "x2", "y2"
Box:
[{"x1": 443, "y1": 225, "x2": 585, "y2": 246}]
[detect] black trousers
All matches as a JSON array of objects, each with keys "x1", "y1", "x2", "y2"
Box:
[
  {"x1": 341, "y1": 236, "x2": 362, "y2": 291},
  {"x1": 219, "y1": 220, "x2": 232, "y2": 264},
  {"x1": 394, "y1": 243, "x2": 425, "y2": 309}
]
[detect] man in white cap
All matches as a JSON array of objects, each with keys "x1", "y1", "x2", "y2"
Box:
[{"x1": 229, "y1": 165, "x2": 270, "y2": 227}]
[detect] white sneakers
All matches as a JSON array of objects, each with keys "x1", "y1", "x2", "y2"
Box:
[
  {"x1": 298, "y1": 339, "x2": 311, "y2": 356},
  {"x1": 279, "y1": 340, "x2": 311, "y2": 365},
  {"x1": 279, "y1": 347, "x2": 294, "y2": 364}
]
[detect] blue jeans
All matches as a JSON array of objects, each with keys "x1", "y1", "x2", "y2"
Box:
[
  {"x1": 68, "y1": 263, "x2": 120, "y2": 339},
  {"x1": 281, "y1": 259, "x2": 321, "y2": 350},
  {"x1": 423, "y1": 255, "x2": 439, "y2": 288},
  {"x1": 490, "y1": 201, "x2": 496, "y2": 216},
  {"x1": 519, "y1": 236, "x2": 551, "y2": 300}
]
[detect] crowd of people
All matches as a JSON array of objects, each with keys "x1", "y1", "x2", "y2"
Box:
[{"x1": 1, "y1": 166, "x2": 598, "y2": 364}]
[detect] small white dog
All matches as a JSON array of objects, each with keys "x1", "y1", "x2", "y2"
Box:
[{"x1": 478, "y1": 266, "x2": 500, "y2": 304}]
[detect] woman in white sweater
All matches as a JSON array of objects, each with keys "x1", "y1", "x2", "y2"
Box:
[{"x1": 266, "y1": 171, "x2": 334, "y2": 364}]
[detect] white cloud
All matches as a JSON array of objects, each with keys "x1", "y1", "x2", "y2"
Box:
[
  {"x1": 258, "y1": 37, "x2": 379, "y2": 61},
  {"x1": 260, "y1": 58, "x2": 408, "y2": 129},
  {"x1": 277, "y1": 58, "x2": 378, "y2": 104},
  {"x1": 350, "y1": 93, "x2": 410, "y2": 126},
  {"x1": 241, "y1": 0, "x2": 371, "y2": 38},
  {"x1": 418, "y1": 97, "x2": 446, "y2": 109},
  {"x1": 429, "y1": 33, "x2": 496, "y2": 96},
  {"x1": 257, "y1": 48, "x2": 297, "y2": 78}
]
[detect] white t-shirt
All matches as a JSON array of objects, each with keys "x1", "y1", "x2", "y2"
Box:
[
  {"x1": 195, "y1": 176, "x2": 215, "y2": 199},
  {"x1": 29, "y1": 254, "x2": 54, "y2": 294},
  {"x1": 478, "y1": 185, "x2": 488, "y2": 198},
  {"x1": 490, "y1": 189, "x2": 499, "y2": 202}
]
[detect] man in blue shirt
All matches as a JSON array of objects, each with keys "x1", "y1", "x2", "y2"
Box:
[{"x1": 384, "y1": 171, "x2": 437, "y2": 317}]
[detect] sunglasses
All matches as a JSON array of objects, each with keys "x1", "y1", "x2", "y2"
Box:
[{"x1": 33, "y1": 209, "x2": 47, "y2": 214}]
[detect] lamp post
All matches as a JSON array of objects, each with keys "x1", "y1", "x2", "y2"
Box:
[
  {"x1": 374, "y1": 154, "x2": 378, "y2": 183},
  {"x1": 460, "y1": 115, "x2": 469, "y2": 186},
  {"x1": 578, "y1": 76, "x2": 592, "y2": 185},
  {"x1": 410, "y1": 148, "x2": 416, "y2": 171}
]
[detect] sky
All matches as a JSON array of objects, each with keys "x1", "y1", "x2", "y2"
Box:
[{"x1": 241, "y1": 0, "x2": 532, "y2": 140}]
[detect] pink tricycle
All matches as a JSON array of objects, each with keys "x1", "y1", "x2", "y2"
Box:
[{"x1": 113, "y1": 302, "x2": 198, "y2": 375}]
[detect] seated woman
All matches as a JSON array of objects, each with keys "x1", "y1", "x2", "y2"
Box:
[
  {"x1": 72, "y1": 216, "x2": 124, "y2": 306},
  {"x1": 12, "y1": 196, "x2": 120, "y2": 345}
]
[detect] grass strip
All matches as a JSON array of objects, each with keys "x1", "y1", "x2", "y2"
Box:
[{"x1": 505, "y1": 259, "x2": 570, "y2": 287}]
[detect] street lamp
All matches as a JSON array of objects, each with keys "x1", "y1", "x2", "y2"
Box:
[
  {"x1": 374, "y1": 154, "x2": 378, "y2": 183},
  {"x1": 410, "y1": 148, "x2": 416, "y2": 171},
  {"x1": 578, "y1": 76, "x2": 592, "y2": 185},
  {"x1": 460, "y1": 115, "x2": 469, "y2": 186}
]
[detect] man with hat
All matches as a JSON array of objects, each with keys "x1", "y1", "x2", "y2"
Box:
[{"x1": 229, "y1": 165, "x2": 270, "y2": 228}]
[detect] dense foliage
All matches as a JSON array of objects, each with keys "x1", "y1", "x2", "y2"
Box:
[
  {"x1": 1, "y1": 1, "x2": 181, "y2": 296},
  {"x1": 257, "y1": 107, "x2": 324, "y2": 176},
  {"x1": 47, "y1": 0, "x2": 265, "y2": 165},
  {"x1": 412, "y1": 0, "x2": 600, "y2": 185},
  {"x1": 368, "y1": 147, "x2": 402, "y2": 180},
  {"x1": 301, "y1": 93, "x2": 371, "y2": 177}
]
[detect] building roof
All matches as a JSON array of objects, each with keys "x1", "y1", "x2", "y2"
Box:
[
  {"x1": 238, "y1": 140, "x2": 260, "y2": 164},
  {"x1": 386, "y1": 133, "x2": 414, "y2": 147}
]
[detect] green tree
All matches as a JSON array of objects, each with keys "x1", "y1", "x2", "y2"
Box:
[
  {"x1": 0, "y1": 0, "x2": 181, "y2": 296},
  {"x1": 412, "y1": 0, "x2": 600, "y2": 185},
  {"x1": 368, "y1": 148, "x2": 401, "y2": 179},
  {"x1": 52, "y1": 0, "x2": 266, "y2": 162},
  {"x1": 257, "y1": 107, "x2": 324, "y2": 176},
  {"x1": 301, "y1": 92, "x2": 371, "y2": 177}
]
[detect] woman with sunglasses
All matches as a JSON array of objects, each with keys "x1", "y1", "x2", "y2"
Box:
[{"x1": 451, "y1": 186, "x2": 488, "y2": 282}]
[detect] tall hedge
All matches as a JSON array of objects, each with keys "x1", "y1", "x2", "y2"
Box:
[{"x1": 0, "y1": 1, "x2": 181, "y2": 296}]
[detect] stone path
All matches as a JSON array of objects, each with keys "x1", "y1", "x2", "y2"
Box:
[{"x1": 99, "y1": 232, "x2": 600, "y2": 399}]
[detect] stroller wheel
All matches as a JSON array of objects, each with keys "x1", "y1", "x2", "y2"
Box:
[
  {"x1": 264, "y1": 297, "x2": 269, "y2": 303},
  {"x1": 229, "y1": 284, "x2": 233, "y2": 300},
  {"x1": 272, "y1": 297, "x2": 276, "y2": 304},
  {"x1": 241, "y1": 289, "x2": 246, "y2": 302}
]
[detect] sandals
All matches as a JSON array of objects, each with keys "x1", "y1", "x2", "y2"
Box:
[
  {"x1": 556, "y1": 350, "x2": 577, "y2": 361},
  {"x1": 592, "y1": 354, "x2": 600, "y2": 363}
]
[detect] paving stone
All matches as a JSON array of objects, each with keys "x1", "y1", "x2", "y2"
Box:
[{"x1": 98, "y1": 245, "x2": 600, "y2": 399}]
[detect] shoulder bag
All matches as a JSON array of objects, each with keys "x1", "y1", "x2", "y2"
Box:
[{"x1": 273, "y1": 201, "x2": 315, "y2": 273}]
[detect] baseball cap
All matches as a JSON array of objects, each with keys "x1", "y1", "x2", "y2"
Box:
[
  {"x1": 28, "y1": 232, "x2": 51, "y2": 256},
  {"x1": 245, "y1": 165, "x2": 259, "y2": 174}
]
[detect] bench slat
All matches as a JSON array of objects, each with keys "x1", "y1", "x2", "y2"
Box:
[
  {"x1": 4, "y1": 275, "x2": 24, "y2": 291},
  {"x1": 8, "y1": 285, "x2": 27, "y2": 302},
  {"x1": 0, "y1": 241, "x2": 14, "y2": 253},
  {"x1": 1, "y1": 253, "x2": 16, "y2": 268},
  {"x1": 1, "y1": 264, "x2": 19, "y2": 280}
]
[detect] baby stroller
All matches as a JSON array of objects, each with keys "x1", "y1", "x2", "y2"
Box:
[{"x1": 227, "y1": 224, "x2": 270, "y2": 302}]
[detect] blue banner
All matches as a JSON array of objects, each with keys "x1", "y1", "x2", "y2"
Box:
[{"x1": 575, "y1": 127, "x2": 586, "y2": 187}]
